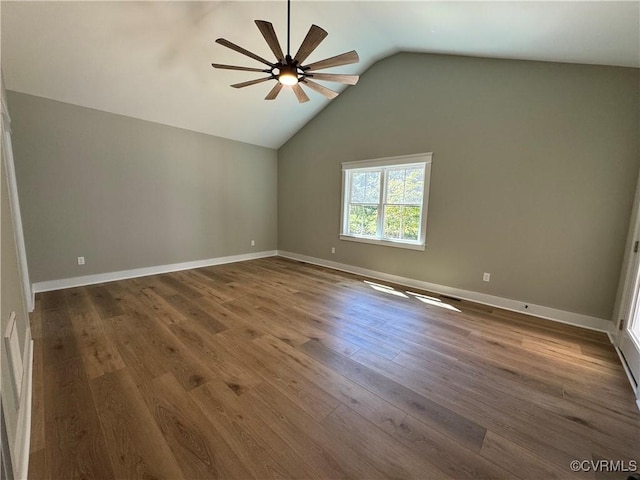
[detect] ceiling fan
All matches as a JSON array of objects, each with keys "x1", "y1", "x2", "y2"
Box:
[{"x1": 211, "y1": 0, "x2": 359, "y2": 103}]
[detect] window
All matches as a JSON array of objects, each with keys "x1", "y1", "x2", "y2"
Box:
[{"x1": 340, "y1": 153, "x2": 432, "y2": 250}]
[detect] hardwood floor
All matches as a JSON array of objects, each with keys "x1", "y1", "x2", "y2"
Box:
[{"x1": 28, "y1": 257, "x2": 639, "y2": 479}]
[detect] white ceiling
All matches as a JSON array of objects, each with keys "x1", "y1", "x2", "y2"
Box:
[{"x1": 2, "y1": 1, "x2": 639, "y2": 149}]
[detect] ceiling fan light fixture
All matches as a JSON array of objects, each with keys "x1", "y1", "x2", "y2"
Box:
[{"x1": 278, "y1": 67, "x2": 299, "y2": 85}]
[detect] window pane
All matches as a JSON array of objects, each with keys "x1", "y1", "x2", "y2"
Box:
[
  {"x1": 386, "y1": 167, "x2": 424, "y2": 205},
  {"x1": 348, "y1": 205, "x2": 378, "y2": 236},
  {"x1": 404, "y1": 168, "x2": 424, "y2": 204},
  {"x1": 351, "y1": 171, "x2": 380, "y2": 204},
  {"x1": 386, "y1": 170, "x2": 405, "y2": 204},
  {"x1": 383, "y1": 205, "x2": 402, "y2": 239},
  {"x1": 383, "y1": 205, "x2": 421, "y2": 241},
  {"x1": 402, "y1": 206, "x2": 421, "y2": 240}
]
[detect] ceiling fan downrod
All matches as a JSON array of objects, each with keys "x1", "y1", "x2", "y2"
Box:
[
  {"x1": 287, "y1": 0, "x2": 291, "y2": 58},
  {"x1": 279, "y1": 0, "x2": 298, "y2": 86}
]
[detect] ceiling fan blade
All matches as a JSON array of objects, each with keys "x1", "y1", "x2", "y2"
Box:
[
  {"x1": 303, "y1": 73, "x2": 359, "y2": 85},
  {"x1": 216, "y1": 38, "x2": 275, "y2": 68},
  {"x1": 255, "y1": 20, "x2": 285, "y2": 62},
  {"x1": 292, "y1": 84, "x2": 310, "y2": 103},
  {"x1": 211, "y1": 63, "x2": 269, "y2": 73},
  {"x1": 265, "y1": 83, "x2": 284, "y2": 100},
  {"x1": 301, "y1": 79, "x2": 338, "y2": 100},
  {"x1": 231, "y1": 77, "x2": 274, "y2": 89},
  {"x1": 302, "y1": 50, "x2": 359, "y2": 72},
  {"x1": 293, "y1": 24, "x2": 328, "y2": 65}
]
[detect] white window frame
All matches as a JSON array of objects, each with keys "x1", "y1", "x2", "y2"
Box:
[{"x1": 340, "y1": 152, "x2": 432, "y2": 251}]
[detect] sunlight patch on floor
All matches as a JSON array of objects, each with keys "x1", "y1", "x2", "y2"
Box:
[
  {"x1": 363, "y1": 280, "x2": 462, "y2": 312},
  {"x1": 406, "y1": 291, "x2": 462, "y2": 312},
  {"x1": 364, "y1": 280, "x2": 409, "y2": 298}
]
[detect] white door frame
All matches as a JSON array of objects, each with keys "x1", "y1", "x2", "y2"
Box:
[
  {"x1": 614, "y1": 169, "x2": 640, "y2": 409},
  {"x1": 1, "y1": 77, "x2": 32, "y2": 312}
]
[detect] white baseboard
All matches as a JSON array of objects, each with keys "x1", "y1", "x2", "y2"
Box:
[
  {"x1": 277, "y1": 250, "x2": 611, "y2": 333},
  {"x1": 608, "y1": 320, "x2": 619, "y2": 343},
  {"x1": 32, "y1": 250, "x2": 278, "y2": 293},
  {"x1": 14, "y1": 334, "x2": 33, "y2": 480}
]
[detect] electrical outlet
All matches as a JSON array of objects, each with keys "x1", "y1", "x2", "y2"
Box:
[
  {"x1": 482, "y1": 272, "x2": 490, "y2": 282},
  {"x1": 251, "y1": 240, "x2": 255, "y2": 247},
  {"x1": 331, "y1": 247, "x2": 336, "y2": 254},
  {"x1": 77, "y1": 256, "x2": 85, "y2": 266}
]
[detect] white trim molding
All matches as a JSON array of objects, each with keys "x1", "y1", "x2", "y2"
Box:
[
  {"x1": 278, "y1": 250, "x2": 611, "y2": 333},
  {"x1": 33, "y1": 250, "x2": 278, "y2": 293},
  {"x1": 340, "y1": 152, "x2": 432, "y2": 251},
  {"x1": 2, "y1": 73, "x2": 33, "y2": 312},
  {"x1": 14, "y1": 335, "x2": 33, "y2": 480}
]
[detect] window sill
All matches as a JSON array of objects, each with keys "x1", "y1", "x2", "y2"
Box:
[{"x1": 339, "y1": 234, "x2": 426, "y2": 251}]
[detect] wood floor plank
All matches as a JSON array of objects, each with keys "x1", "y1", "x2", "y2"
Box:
[
  {"x1": 115, "y1": 288, "x2": 214, "y2": 391},
  {"x1": 167, "y1": 319, "x2": 264, "y2": 395},
  {"x1": 255, "y1": 303, "x2": 362, "y2": 356},
  {"x1": 236, "y1": 287, "x2": 400, "y2": 357},
  {"x1": 103, "y1": 314, "x2": 169, "y2": 386},
  {"x1": 69, "y1": 312, "x2": 125, "y2": 379},
  {"x1": 253, "y1": 333, "x2": 406, "y2": 432},
  {"x1": 464, "y1": 331, "x2": 629, "y2": 382},
  {"x1": 41, "y1": 307, "x2": 81, "y2": 366},
  {"x1": 492, "y1": 308, "x2": 610, "y2": 344},
  {"x1": 218, "y1": 297, "x2": 310, "y2": 345},
  {"x1": 389, "y1": 414, "x2": 519, "y2": 480},
  {"x1": 299, "y1": 339, "x2": 488, "y2": 452},
  {"x1": 27, "y1": 448, "x2": 45, "y2": 480},
  {"x1": 386, "y1": 319, "x2": 619, "y2": 396},
  {"x1": 242, "y1": 382, "x2": 388, "y2": 479},
  {"x1": 561, "y1": 383, "x2": 640, "y2": 420},
  {"x1": 43, "y1": 357, "x2": 115, "y2": 480},
  {"x1": 392, "y1": 349, "x2": 639, "y2": 449},
  {"x1": 64, "y1": 287, "x2": 96, "y2": 317},
  {"x1": 479, "y1": 431, "x2": 570, "y2": 479},
  {"x1": 190, "y1": 294, "x2": 260, "y2": 331},
  {"x1": 190, "y1": 378, "x2": 311, "y2": 480},
  {"x1": 194, "y1": 266, "x2": 236, "y2": 285},
  {"x1": 85, "y1": 285, "x2": 124, "y2": 319},
  {"x1": 214, "y1": 328, "x2": 341, "y2": 421},
  {"x1": 89, "y1": 369, "x2": 185, "y2": 480},
  {"x1": 350, "y1": 346, "x2": 602, "y2": 471},
  {"x1": 129, "y1": 286, "x2": 185, "y2": 328},
  {"x1": 162, "y1": 293, "x2": 228, "y2": 335},
  {"x1": 157, "y1": 273, "x2": 203, "y2": 299},
  {"x1": 185, "y1": 269, "x2": 240, "y2": 302},
  {"x1": 324, "y1": 404, "x2": 454, "y2": 479},
  {"x1": 39, "y1": 290, "x2": 67, "y2": 311},
  {"x1": 137, "y1": 372, "x2": 256, "y2": 480}
]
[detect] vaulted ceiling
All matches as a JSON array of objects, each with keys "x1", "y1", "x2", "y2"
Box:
[{"x1": 2, "y1": 1, "x2": 638, "y2": 149}]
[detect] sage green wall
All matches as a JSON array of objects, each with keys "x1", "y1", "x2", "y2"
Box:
[
  {"x1": 278, "y1": 53, "x2": 640, "y2": 320},
  {"x1": 8, "y1": 91, "x2": 277, "y2": 284}
]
